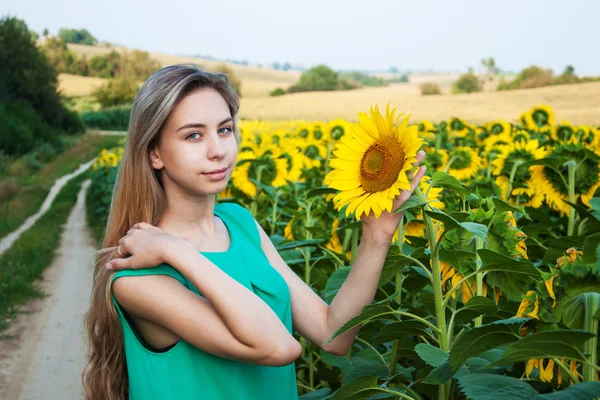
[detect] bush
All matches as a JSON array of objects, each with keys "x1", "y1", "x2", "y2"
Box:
[
  {"x1": 452, "y1": 70, "x2": 483, "y2": 93},
  {"x1": 338, "y1": 71, "x2": 388, "y2": 87},
  {"x1": 81, "y1": 106, "x2": 131, "y2": 130},
  {"x1": 288, "y1": 65, "x2": 339, "y2": 93},
  {"x1": 497, "y1": 65, "x2": 554, "y2": 90},
  {"x1": 116, "y1": 50, "x2": 161, "y2": 81},
  {"x1": 92, "y1": 77, "x2": 139, "y2": 108},
  {"x1": 420, "y1": 82, "x2": 441, "y2": 95},
  {"x1": 269, "y1": 87, "x2": 286, "y2": 97}
]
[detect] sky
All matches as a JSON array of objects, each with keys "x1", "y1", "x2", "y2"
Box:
[{"x1": 5, "y1": 0, "x2": 600, "y2": 75}]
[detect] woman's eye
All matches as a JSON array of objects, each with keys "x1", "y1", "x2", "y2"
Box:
[
  {"x1": 219, "y1": 126, "x2": 233, "y2": 134},
  {"x1": 187, "y1": 132, "x2": 202, "y2": 140}
]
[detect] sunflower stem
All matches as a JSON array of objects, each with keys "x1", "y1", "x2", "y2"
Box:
[
  {"x1": 270, "y1": 191, "x2": 280, "y2": 236},
  {"x1": 583, "y1": 294, "x2": 600, "y2": 382},
  {"x1": 505, "y1": 160, "x2": 524, "y2": 203},
  {"x1": 416, "y1": 187, "x2": 449, "y2": 400},
  {"x1": 443, "y1": 156, "x2": 457, "y2": 173},
  {"x1": 474, "y1": 236, "x2": 485, "y2": 327},
  {"x1": 567, "y1": 161, "x2": 577, "y2": 236}
]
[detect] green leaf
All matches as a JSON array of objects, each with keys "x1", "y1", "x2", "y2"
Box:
[
  {"x1": 455, "y1": 296, "x2": 499, "y2": 324},
  {"x1": 275, "y1": 238, "x2": 325, "y2": 251},
  {"x1": 478, "y1": 249, "x2": 540, "y2": 301},
  {"x1": 449, "y1": 318, "x2": 526, "y2": 372},
  {"x1": 306, "y1": 187, "x2": 338, "y2": 197},
  {"x1": 325, "y1": 304, "x2": 398, "y2": 344},
  {"x1": 555, "y1": 290, "x2": 600, "y2": 330},
  {"x1": 393, "y1": 195, "x2": 428, "y2": 214},
  {"x1": 430, "y1": 171, "x2": 470, "y2": 199},
  {"x1": 343, "y1": 363, "x2": 390, "y2": 385},
  {"x1": 415, "y1": 343, "x2": 448, "y2": 367},
  {"x1": 457, "y1": 373, "x2": 539, "y2": 400},
  {"x1": 531, "y1": 382, "x2": 600, "y2": 400},
  {"x1": 583, "y1": 232, "x2": 600, "y2": 264},
  {"x1": 298, "y1": 388, "x2": 332, "y2": 400},
  {"x1": 492, "y1": 197, "x2": 531, "y2": 221},
  {"x1": 374, "y1": 321, "x2": 431, "y2": 344},
  {"x1": 320, "y1": 349, "x2": 353, "y2": 372},
  {"x1": 322, "y1": 267, "x2": 350, "y2": 302},
  {"x1": 491, "y1": 330, "x2": 595, "y2": 367},
  {"x1": 439, "y1": 248, "x2": 476, "y2": 269},
  {"x1": 425, "y1": 210, "x2": 488, "y2": 239},
  {"x1": 563, "y1": 200, "x2": 600, "y2": 230},
  {"x1": 331, "y1": 375, "x2": 391, "y2": 400}
]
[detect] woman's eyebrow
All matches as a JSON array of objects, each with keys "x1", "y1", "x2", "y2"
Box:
[{"x1": 176, "y1": 117, "x2": 233, "y2": 132}]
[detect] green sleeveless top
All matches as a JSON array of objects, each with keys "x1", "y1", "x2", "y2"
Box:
[{"x1": 110, "y1": 202, "x2": 298, "y2": 400}]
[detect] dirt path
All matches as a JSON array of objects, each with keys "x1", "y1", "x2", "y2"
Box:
[{"x1": 0, "y1": 179, "x2": 96, "y2": 400}]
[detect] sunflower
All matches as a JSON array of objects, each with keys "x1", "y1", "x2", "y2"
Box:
[
  {"x1": 551, "y1": 120, "x2": 577, "y2": 142},
  {"x1": 483, "y1": 131, "x2": 513, "y2": 153},
  {"x1": 522, "y1": 105, "x2": 555, "y2": 133},
  {"x1": 325, "y1": 104, "x2": 423, "y2": 219},
  {"x1": 512, "y1": 129, "x2": 531, "y2": 143},
  {"x1": 327, "y1": 118, "x2": 351, "y2": 141},
  {"x1": 486, "y1": 120, "x2": 512, "y2": 136},
  {"x1": 440, "y1": 146, "x2": 483, "y2": 180},
  {"x1": 423, "y1": 147, "x2": 448, "y2": 172},
  {"x1": 391, "y1": 179, "x2": 441, "y2": 244},
  {"x1": 231, "y1": 151, "x2": 257, "y2": 197},
  {"x1": 418, "y1": 120, "x2": 437, "y2": 141},
  {"x1": 496, "y1": 177, "x2": 545, "y2": 208},
  {"x1": 448, "y1": 117, "x2": 471, "y2": 137},
  {"x1": 325, "y1": 219, "x2": 351, "y2": 258},
  {"x1": 530, "y1": 141, "x2": 600, "y2": 215}
]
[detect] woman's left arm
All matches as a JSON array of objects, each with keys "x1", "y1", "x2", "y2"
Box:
[{"x1": 258, "y1": 151, "x2": 426, "y2": 356}]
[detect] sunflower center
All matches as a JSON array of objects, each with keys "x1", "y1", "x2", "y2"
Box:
[
  {"x1": 359, "y1": 136, "x2": 405, "y2": 193},
  {"x1": 532, "y1": 110, "x2": 549, "y2": 127}
]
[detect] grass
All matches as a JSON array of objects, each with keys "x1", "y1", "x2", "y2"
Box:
[
  {"x1": 0, "y1": 134, "x2": 124, "y2": 239},
  {"x1": 0, "y1": 172, "x2": 87, "y2": 332}
]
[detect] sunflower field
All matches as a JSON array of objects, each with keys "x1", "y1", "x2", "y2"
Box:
[{"x1": 88, "y1": 104, "x2": 600, "y2": 399}]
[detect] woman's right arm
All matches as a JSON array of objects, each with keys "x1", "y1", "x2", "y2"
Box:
[{"x1": 112, "y1": 240, "x2": 301, "y2": 366}]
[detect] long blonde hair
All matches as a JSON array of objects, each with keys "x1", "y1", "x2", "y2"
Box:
[{"x1": 82, "y1": 64, "x2": 240, "y2": 400}]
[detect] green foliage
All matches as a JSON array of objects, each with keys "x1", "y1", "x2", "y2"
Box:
[
  {"x1": 498, "y1": 65, "x2": 554, "y2": 90},
  {"x1": 387, "y1": 74, "x2": 409, "y2": 83},
  {"x1": 288, "y1": 65, "x2": 340, "y2": 93},
  {"x1": 420, "y1": 82, "x2": 441, "y2": 95},
  {"x1": 81, "y1": 107, "x2": 131, "y2": 130},
  {"x1": 58, "y1": 27, "x2": 97, "y2": 45},
  {"x1": 88, "y1": 50, "x2": 121, "y2": 78},
  {"x1": 0, "y1": 16, "x2": 83, "y2": 156},
  {"x1": 92, "y1": 77, "x2": 139, "y2": 108},
  {"x1": 269, "y1": 87, "x2": 286, "y2": 97},
  {"x1": 452, "y1": 69, "x2": 483, "y2": 93},
  {"x1": 41, "y1": 36, "x2": 88, "y2": 75},
  {"x1": 338, "y1": 71, "x2": 388, "y2": 88}
]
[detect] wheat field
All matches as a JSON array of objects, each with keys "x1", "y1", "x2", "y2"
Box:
[
  {"x1": 66, "y1": 43, "x2": 299, "y2": 97},
  {"x1": 239, "y1": 81, "x2": 600, "y2": 125}
]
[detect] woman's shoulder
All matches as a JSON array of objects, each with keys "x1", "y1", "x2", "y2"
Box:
[{"x1": 110, "y1": 263, "x2": 187, "y2": 287}]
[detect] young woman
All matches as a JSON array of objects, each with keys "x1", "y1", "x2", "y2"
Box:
[{"x1": 82, "y1": 64, "x2": 426, "y2": 400}]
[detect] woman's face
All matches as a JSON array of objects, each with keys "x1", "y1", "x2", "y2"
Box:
[{"x1": 150, "y1": 87, "x2": 238, "y2": 197}]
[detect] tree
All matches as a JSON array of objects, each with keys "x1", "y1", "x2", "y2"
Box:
[
  {"x1": 388, "y1": 66, "x2": 399, "y2": 73},
  {"x1": 58, "y1": 28, "x2": 97, "y2": 45},
  {"x1": 0, "y1": 16, "x2": 82, "y2": 154},
  {"x1": 43, "y1": 28, "x2": 49, "y2": 37},
  {"x1": 481, "y1": 57, "x2": 498, "y2": 81},
  {"x1": 273, "y1": 62, "x2": 281, "y2": 70},
  {"x1": 282, "y1": 62, "x2": 292, "y2": 71}
]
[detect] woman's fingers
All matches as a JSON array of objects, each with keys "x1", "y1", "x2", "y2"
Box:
[
  {"x1": 409, "y1": 165, "x2": 427, "y2": 192},
  {"x1": 413, "y1": 150, "x2": 426, "y2": 166},
  {"x1": 106, "y1": 256, "x2": 133, "y2": 271}
]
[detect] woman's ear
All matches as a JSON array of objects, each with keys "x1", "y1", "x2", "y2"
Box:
[{"x1": 149, "y1": 147, "x2": 164, "y2": 170}]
